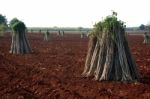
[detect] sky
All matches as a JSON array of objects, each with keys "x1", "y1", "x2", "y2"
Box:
[{"x1": 0, "y1": 0, "x2": 150, "y2": 28}]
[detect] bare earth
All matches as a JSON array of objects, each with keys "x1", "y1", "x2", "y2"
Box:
[{"x1": 0, "y1": 33, "x2": 149, "y2": 99}]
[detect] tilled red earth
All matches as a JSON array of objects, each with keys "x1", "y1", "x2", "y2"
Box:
[{"x1": 0, "y1": 33, "x2": 150, "y2": 99}]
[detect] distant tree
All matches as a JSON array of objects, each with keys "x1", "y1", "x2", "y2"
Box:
[
  {"x1": 0, "y1": 14, "x2": 8, "y2": 36},
  {"x1": 139, "y1": 24, "x2": 145, "y2": 31},
  {"x1": 0, "y1": 14, "x2": 7, "y2": 24},
  {"x1": 10, "y1": 19, "x2": 32, "y2": 54}
]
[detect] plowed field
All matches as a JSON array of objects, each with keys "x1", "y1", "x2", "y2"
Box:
[{"x1": 0, "y1": 33, "x2": 149, "y2": 99}]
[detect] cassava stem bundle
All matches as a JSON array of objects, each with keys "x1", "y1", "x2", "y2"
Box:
[
  {"x1": 82, "y1": 13, "x2": 139, "y2": 81},
  {"x1": 10, "y1": 19, "x2": 32, "y2": 54}
]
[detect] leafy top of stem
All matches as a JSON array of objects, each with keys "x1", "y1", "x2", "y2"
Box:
[{"x1": 89, "y1": 12, "x2": 126, "y2": 38}]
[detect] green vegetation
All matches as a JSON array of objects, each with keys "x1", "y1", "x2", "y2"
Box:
[
  {"x1": 139, "y1": 24, "x2": 145, "y2": 31},
  {"x1": 9, "y1": 18, "x2": 19, "y2": 27},
  {"x1": 0, "y1": 14, "x2": 7, "y2": 24},
  {"x1": 12, "y1": 21, "x2": 26, "y2": 33},
  {"x1": 0, "y1": 14, "x2": 8, "y2": 36}
]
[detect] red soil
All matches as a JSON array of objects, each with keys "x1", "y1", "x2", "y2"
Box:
[{"x1": 0, "y1": 33, "x2": 149, "y2": 99}]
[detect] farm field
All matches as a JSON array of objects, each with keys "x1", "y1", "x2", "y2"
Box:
[{"x1": 0, "y1": 33, "x2": 150, "y2": 99}]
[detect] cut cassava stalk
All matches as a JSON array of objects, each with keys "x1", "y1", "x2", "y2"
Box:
[
  {"x1": 44, "y1": 30, "x2": 50, "y2": 41},
  {"x1": 81, "y1": 33, "x2": 85, "y2": 38},
  {"x1": 82, "y1": 36, "x2": 97, "y2": 75},
  {"x1": 82, "y1": 13, "x2": 139, "y2": 81},
  {"x1": 143, "y1": 32, "x2": 149, "y2": 44},
  {"x1": 10, "y1": 20, "x2": 32, "y2": 54}
]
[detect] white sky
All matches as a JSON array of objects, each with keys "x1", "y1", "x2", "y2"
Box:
[{"x1": 0, "y1": 0, "x2": 150, "y2": 27}]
